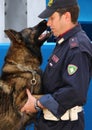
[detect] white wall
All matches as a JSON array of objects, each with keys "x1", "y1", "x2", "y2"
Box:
[
  {"x1": 0, "y1": 0, "x2": 46, "y2": 43},
  {"x1": 0, "y1": 0, "x2": 7, "y2": 43},
  {"x1": 27, "y1": 0, "x2": 46, "y2": 27}
]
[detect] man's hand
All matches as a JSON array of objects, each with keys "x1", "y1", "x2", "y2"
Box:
[{"x1": 21, "y1": 89, "x2": 37, "y2": 113}]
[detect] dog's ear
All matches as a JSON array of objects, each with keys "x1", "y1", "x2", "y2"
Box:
[{"x1": 4, "y1": 29, "x2": 22, "y2": 43}]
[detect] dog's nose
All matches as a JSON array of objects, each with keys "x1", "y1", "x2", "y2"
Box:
[
  {"x1": 43, "y1": 20, "x2": 47, "y2": 24},
  {"x1": 42, "y1": 20, "x2": 47, "y2": 24}
]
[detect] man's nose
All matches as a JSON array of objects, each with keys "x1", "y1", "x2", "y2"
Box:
[{"x1": 47, "y1": 19, "x2": 51, "y2": 27}]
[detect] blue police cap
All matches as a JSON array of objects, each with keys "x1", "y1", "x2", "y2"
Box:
[{"x1": 38, "y1": 0, "x2": 78, "y2": 18}]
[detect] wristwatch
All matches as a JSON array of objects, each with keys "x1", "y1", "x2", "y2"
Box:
[{"x1": 34, "y1": 99, "x2": 41, "y2": 112}]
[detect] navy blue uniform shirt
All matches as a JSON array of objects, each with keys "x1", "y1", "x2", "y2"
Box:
[{"x1": 39, "y1": 24, "x2": 92, "y2": 119}]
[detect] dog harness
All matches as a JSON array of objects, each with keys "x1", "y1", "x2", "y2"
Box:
[{"x1": 4, "y1": 59, "x2": 41, "y2": 93}]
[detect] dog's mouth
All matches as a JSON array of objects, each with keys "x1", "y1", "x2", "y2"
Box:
[{"x1": 38, "y1": 30, "x2": 51, "y2": 41}]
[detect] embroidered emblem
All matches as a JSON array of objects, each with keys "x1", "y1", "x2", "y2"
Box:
[
  {"x1": 52, "y1": 55, "x2": 59, "y2": 63},
  {"x1": 48, "y1": 0, "x2": 54, "y2": 7},
  {"x1": 69, "y1": 37, "x2": 79, "y2": 49},
  {"x1": 67, "y1": 64, "x2": 78, "y2": 75}
]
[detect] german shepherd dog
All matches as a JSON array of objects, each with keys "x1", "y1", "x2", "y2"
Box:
[{"x1": 0, "y1": 20, "x2": 51, "y2": 130}]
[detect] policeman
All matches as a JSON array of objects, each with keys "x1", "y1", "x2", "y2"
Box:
[{"x1": 21, "y1": 0, "x2": 92, "y2": 130}]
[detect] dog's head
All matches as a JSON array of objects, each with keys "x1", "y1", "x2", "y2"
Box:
[{"x1": 4, "y1": 20, "x2": 51, "y2": 64}]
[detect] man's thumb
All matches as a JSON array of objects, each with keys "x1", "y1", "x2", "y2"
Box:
[{"x1": 26, "y1": 89, "x2": 32, "y2": 98}]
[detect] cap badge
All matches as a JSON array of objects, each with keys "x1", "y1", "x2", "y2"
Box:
[
  {"x1": 48, "y1": 0, "x2": 54, "y2": 7},
  {"x1": 67, "y1": 64, "x2": 78, "y2": 75}
]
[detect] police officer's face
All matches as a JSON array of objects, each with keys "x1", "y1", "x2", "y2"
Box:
[{"x1": 47, "y1": 11, "x2": 72, "y2": 37}]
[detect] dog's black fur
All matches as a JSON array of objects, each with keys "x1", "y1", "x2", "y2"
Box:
[{"x1": 0, "y1": 20, "x2": 51, "y2": 130}]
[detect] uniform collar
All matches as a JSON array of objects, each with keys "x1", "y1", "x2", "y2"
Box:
[{"x1": 56, "y1": 24, "x2": 82, "y2": 44}]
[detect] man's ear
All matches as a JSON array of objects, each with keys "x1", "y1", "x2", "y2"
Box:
[
  {"x1": 64, "y1": 12, "x2": 71, "y2": 22},
  {"x1": 4, "y1": 29, "x2": 22, "y2": 43}
]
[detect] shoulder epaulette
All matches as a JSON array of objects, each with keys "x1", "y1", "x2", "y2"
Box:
[{"x1": 69, "y1": 37, "x2": 79, "y2": 49}]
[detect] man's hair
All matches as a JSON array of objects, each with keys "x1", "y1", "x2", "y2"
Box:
[{"x1": 56, "y1": 5, "x2": 80, "y2": 24}]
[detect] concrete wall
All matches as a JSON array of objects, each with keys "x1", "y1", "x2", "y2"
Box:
[{"x1": 0, "y1": 0, "x2": 46, "y2": 43}]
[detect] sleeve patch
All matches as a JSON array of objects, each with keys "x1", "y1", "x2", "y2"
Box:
[{"x1": 67, "y1": 64, "x2": 78, "y2": 75}]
